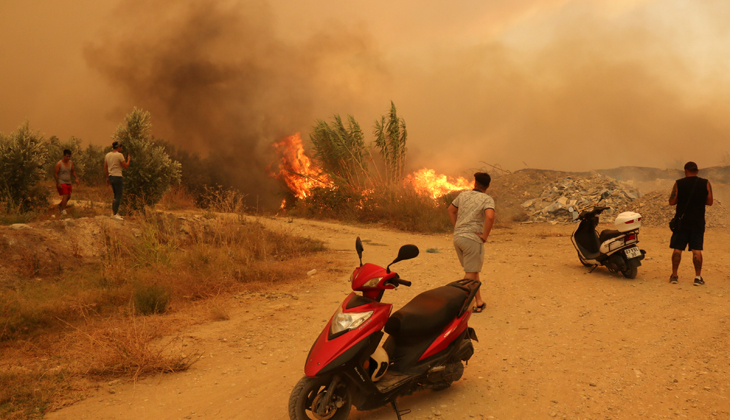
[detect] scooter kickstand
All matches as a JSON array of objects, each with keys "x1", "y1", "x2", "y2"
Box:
[
  {"x1": 589, "y1": 264, "x2": 598, "y2": 273},
  {"x1": 390, "y1": 399, "x2": 411, "y2": 419}
]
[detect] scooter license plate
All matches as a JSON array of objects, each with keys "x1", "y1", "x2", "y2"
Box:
[{"x1": 625, "y1": 247, "x2": 641, "y2": 259}]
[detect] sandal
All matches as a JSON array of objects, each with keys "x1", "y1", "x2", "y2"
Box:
[{"x1": 473, "y1": 303, "x2": 486, "y2": 313}]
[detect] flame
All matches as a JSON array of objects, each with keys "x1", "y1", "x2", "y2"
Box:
[
  {"x1": 405, "y1": 168, "x2": 472, "y2": 199},
  {"x1": 269, "y1": 135, "x2": 469, "y2": 201},
  {"x1": 268, "y1": 133, "x2": 333, "y2": 199}
]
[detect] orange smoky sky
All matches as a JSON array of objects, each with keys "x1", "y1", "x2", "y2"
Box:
[{"x1": 1, "y1": 0, "x2": 729, "y2": 179}]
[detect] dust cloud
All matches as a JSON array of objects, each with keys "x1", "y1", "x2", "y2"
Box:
[{"x1": 2, "y1": 0, "x2": 730, "y2": 204}]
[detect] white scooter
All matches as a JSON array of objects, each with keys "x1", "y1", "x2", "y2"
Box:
[{"x1": 569, "y1": 194, "x2": 646, "y2": 279}]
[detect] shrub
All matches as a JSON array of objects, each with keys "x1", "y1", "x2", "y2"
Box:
[
  {"x1": 133, "y1": 283, "x2": 170, "y2": 315},
  {"x1": 374, "y1": 102, "x2": 407, "y2": 184},
  {"x1": 310, "y1": 115, "x2": 371, "y2": 187},
  {"x1": 290, "y1": 183, "x2": 452, "y2": 233},
  {"x1": 0, "y1": 121, "x2": 48, "y2": 212},
  {"x1": 77, "y1": 143, "x2": 107, "y2": 186},
  {"x1": 359, "y1": 184, "x2": 451, "y2": 232},
  {"x1": 112, "y1": 108, "x2": 182, "y2": 211},
  {"x1": 155, "y1": 140, "x2": 225, "y2": 205}
]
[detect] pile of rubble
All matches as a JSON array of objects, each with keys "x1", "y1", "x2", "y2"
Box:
[
  {"x1": 520, "y1": 174, "x2": 640, "y2": 223},
  {"x1": 617, "y1": 189, "x2": 728, "y2": 228}
]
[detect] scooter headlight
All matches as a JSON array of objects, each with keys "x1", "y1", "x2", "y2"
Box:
[
  {"x1": 330, "y1": 306, "x2": 373, "y2": 336},
  {"x1": 361, "y1": 276, "x2": 383, "y2": 288}
]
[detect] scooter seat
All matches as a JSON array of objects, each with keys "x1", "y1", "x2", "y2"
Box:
[
  {"x1": 384, "y1": 284, "x2": 467, "y2": 339},
  {"x1": 599, "y1": 229, "x2": 623, "y2": 243}
]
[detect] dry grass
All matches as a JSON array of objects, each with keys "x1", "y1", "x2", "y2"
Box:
[
  {"x1": 155, "y1": 185, "x2": 197, "y2": 211},
  {"x1": 207, "y1": 298, "x2": 231, "y2": 321},
  {"x1": 70, "y1": 315, "x2": 199, "y2": 381},
  {"x1": 0, "y1": 207, "x2": 325, "y2": 419},
  {"x1": 290, "y1": 183, "x2": 453, "y2": 233}
]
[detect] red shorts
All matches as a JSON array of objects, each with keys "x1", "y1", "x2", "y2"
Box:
[{"x1": 57, "y1": 183, "x2": 73, "y2": 196}]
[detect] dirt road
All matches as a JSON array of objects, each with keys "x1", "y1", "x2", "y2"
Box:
[{"x1": 46, "y1": 217, "x2": 730, "y2": 420}]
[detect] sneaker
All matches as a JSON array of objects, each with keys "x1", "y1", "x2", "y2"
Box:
[
  {"x1": 111, "y1": 214, "x2": 124, "y2": 221},
  {"x1": 694, "y1": 277, "x2": 705, "y2": 286},
  {"x1": 61, "y1": 209, "x2": 67, "y2": 215},
  {"x1": 669, "y1": 276, "x2": 678, "y2": 284}
]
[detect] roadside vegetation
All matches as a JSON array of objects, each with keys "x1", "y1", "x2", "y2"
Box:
[
  {"x1": 281, "y1": 101, "x2": 455, "y2": 233},
  {"x1": 0, "y1": 111, "x2": 326, "y2": 419},
  {"x1": 0, "y1": 199, "x2": 325, "y2": 419}
]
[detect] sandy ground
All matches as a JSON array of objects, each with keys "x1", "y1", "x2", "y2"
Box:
[{"x1": 45, "y1": 217, "x2": 730, "y2": 420}]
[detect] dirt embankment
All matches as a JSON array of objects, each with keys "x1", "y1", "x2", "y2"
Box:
[
  {"x1": 0, "y1": 213, "x2": 208, "y2": 282},
  {"x1": 0, "y1": 217, "x2": 114, "y2": 282}
]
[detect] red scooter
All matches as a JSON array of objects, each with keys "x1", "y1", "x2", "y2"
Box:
[{"x1": 289, "y1": 237, "x2": 480, "y2": 420}]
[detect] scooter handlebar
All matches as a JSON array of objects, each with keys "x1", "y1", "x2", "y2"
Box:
[
  {"x1": 396, "y1": 279, "x2": 412, "y2": 287},
  {"x1": 579, "y1": 205, "x2": 611, "y2": 219}
]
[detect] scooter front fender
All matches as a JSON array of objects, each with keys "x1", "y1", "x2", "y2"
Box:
[{"x1": 305, "y1": 295, "x2": 391, "y2": 377}]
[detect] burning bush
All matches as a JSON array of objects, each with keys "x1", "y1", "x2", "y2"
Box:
[
  {"x1": 289, "y1": 183, "x2": 453, "y2": 233},
  {"x1": 269, "y1": 104, "x2": 476, "y2": 232}
]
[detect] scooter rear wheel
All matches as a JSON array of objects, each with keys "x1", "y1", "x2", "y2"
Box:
[
  {"x1": 622, "y1": 266, "x2": 638, "y2": 279},
  {"x1": 289, "y1": 375, "x2": 352, "y2": 420}
]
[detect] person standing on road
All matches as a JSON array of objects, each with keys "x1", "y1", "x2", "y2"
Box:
[
  {"x1": 669, "y1": 161, "x2": 713, "y2": 286},
  {"x1": 54, "y1": 149, "x2": 79, "y2": 215},
  {"x1": 448, "y1": 172, "x2": 495, "y2": 313},
  {"x1": 104, "y1": 141, "x2": 131, "y2": 220}
]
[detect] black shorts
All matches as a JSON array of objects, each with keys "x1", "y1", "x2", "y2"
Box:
[{"x1": 669, "y1": 228, "x2": 704, "y2": 251}]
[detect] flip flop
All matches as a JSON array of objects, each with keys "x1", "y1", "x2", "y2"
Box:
[{"x1": 473, "y1": 303, "x2": 486, "y2": 313}]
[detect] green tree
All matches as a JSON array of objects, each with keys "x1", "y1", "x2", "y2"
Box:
[
  {"x1": 309, "y1": 115, "x2": 371, "y2": 187},
  {"x1": 0, "y1": 121, "x2": 48, "y2": 212},
  {"x1": 373, "y1": 101, "x2": 407, "y2": 184},
  {"x1": 112, "y1": 108, "x2": 182, "y2": 210},
  {"x1": 77, "y1": 143, "x2": 107, "y2": 186}
]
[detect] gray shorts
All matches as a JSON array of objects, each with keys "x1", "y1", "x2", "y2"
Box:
[{"x1": 454, "y1": 237, "x2": 484, "y2": 273}]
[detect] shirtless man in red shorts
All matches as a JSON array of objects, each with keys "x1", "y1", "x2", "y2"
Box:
[{"x1": 54, "y1": 149, "x2": 79, "y2": 215}]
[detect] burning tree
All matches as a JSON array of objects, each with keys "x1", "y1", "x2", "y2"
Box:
[
  {"x1": 374, "y1": 101, "x2": 407, "y2": 185},
  {"x1": 270, "y1": 133, "x2": 333, "y2": 200},
  {"x1": 309, "y1": 115, "x2": 371, "y2": 188}
]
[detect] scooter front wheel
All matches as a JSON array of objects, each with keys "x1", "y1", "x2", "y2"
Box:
[{"x1": 289, "y1": 375, "x2": 352, "y2": 420}]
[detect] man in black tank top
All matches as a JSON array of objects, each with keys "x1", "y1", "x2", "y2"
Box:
[{"x1": 668, "y1": 162, "x2": 714, "y2": 286}]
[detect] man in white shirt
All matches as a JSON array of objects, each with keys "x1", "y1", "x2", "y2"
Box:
[
  {"x1": 104, "y1": 141, "x2": 131, "y2": 220},
  {"x1": 448, "y1": 172, "x2": 495, "y2": 313}
]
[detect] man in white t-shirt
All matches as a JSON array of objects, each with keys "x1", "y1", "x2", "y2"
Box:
[
  {"x1": 447, "y1": 172, "x2": 495, "y2": 313},
  {"x1": 104, "y1": 141, "x2": 131, "y2": 220}
]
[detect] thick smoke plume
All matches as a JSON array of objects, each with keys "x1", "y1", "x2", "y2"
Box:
[
  {"x1": 84, "y1": 0, "x2": 386, "y2": 206},
  {"x1": 3, "y1": 0, "x2": 730, "y2": 205}
]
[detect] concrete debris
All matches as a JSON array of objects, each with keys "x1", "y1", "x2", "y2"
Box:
[
  {"x1": 616, "y1": 189, "x2": 727, "y2": 228},
  {"x1": 521, "y1": 174, "x2": 640, "y2": 223},
  {"x1": 9, "y1": 224, "x2": 32, "y2": 230}
]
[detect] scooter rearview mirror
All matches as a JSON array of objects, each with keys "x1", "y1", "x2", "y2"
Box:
[
  {"x1": 355, "y1": 237, "x2": 364, "y2": 266},
  {"x1": 386, "y1": 244, "x2": 419, "y2": 273}
]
